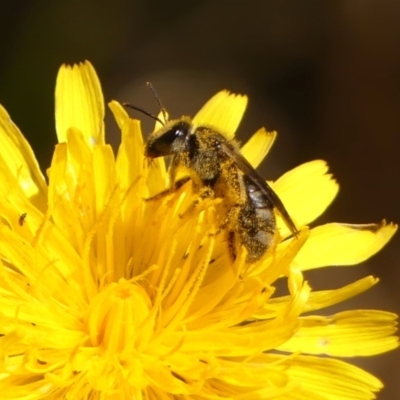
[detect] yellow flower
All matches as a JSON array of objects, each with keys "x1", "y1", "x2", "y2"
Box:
[{"x1": 0, "y1": 60, "x2": 397, "y2": 400}]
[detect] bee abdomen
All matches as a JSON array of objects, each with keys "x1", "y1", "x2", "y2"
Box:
[
  {"x1": 245, "y1": 180, "x2": 272, "y2": 210},
  {"x1": 237, "y1": 202, "x2": 275, "y2": 263}
]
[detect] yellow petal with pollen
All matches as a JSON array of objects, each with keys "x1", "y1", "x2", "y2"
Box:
[
  {"x1": 192, "y1": 90, "x2": 248, "y2": 140},
  {"x1": 279, "y1": 310, "x2": 399, "y2": 357},
  {"x1": 241, "y1": 128, "x2": 277, "y2": 168},
  {"x1": 274, "y1": 160, "x2": 339, "y2": 235},
  {"x1": 55, "y1": 60, "x2": 105, "y2": 145},
  {"x1": 0, "y1": 105, "x2": 47, "y2": 210},
  {"x1": 294, "y1": 221, "x2": 397, "y2": 271}
]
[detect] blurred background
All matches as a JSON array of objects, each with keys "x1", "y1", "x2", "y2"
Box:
[{"x1": 1, "y1": 1, "x2": 399, "y2": 397}]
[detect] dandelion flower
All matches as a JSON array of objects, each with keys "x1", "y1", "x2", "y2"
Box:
[{"x1": 0, "y1": 61, "x2": 397, "y2": 400}]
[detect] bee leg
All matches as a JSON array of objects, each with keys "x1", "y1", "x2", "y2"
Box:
[
  {"x1": 178, "y1": 186, "x2": 214, "y2": 218},
  {"x1": 208, "y1": 204, "x2": 240, "y2": 235},
  {"x1": 227, "y1": 230, "x2": 237, "y2": 262},
  {"x1": 144, "y1": 177, "x2": 191, "y2": 202}
]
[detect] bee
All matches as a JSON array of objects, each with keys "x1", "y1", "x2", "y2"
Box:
[{"x1": 124, "y1": 87, "x2": 298, "y2": 262}]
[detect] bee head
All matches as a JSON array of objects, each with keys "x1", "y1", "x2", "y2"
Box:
[{"x1": 145, "y1": 119, "x2": 193, "y2": 158}]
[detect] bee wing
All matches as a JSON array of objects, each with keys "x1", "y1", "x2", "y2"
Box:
[{"x1": 220, "y1": 142, "x2": 298, "y2": 236}]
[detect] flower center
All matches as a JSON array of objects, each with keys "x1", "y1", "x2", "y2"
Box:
[{"x1": 87, "y1": 279, "x2": 151, "y2": 353}]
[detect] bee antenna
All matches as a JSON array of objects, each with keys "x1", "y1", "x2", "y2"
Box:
[
  {"x1": 146, "y1": 82, "x2": 168, "y2": 124},
  {"x1": 122, "y1": 103, "x2": 165, "y2": 126}
]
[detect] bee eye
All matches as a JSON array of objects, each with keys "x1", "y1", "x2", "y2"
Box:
[
  {"x1": 171, "y1": 128, "x2": 185, "y2": 139},
  {"x1": 161, "y1": 129, "x2": 177, "y2": 143},
  {"x1": 146, "y1": 121, "x2": 190, "y2": 158},
  {"x1": 159, "y1": 126, "x2": 186, "y2": 145}
]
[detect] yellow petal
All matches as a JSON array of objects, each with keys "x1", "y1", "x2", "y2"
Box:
[
  {"x1": 0, "y1": 105, "x2": 47, "y2": 210},
  {"x1": 0, "y1": 225, "x2": 84, "y2": 310},
  {"x1": 274, "y1": 160, "x2": 339, "y2": 236},
  {"x1": 109, "y1": 101, "x2": 168, "y2": 196},
  {"x1": 192, "y1": 90, "x2": 248, "y2": 140},
  {"x1": 155, "y1": 109, "x2": 169, "y2": 131},
  {"x1": 265, "y1": 277, "x2": 379, "y2": 317},
  {"x1": 279, "y1": 310, "x2": 399, "y2": 357},
  {"x1": 294, "y1": 221, "x2": 397, "y2": 271},
  {"x1": 304, "y1": 276, "x2": 379, "y2": 313},
  {"x1": 280, "y1": 355, "x2": 383, "y2": 399},
  {"x1": 240, "y1": 128, "x2": 277, "y2": 168},
  {"x1": 109, "y1": 101, "x2": 144, "y2": 191},
  {"x1": 166, "y1": 283, "x2": 308, "y2": 356},
  {"x1": 92, "y1": 145, "x2": 116, "y2": 215},
  {"x1": 55, "y1": 61, "x2": 105, "y2": 145}
]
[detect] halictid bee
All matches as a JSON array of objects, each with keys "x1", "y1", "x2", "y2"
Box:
[{"x1": 124, "y1": 85, "x2": 298, "y2": 263}]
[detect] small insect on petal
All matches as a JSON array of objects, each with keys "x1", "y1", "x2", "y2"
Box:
[{"x1": 18, "y1": 212, "x2": 27, "y2": 226}]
